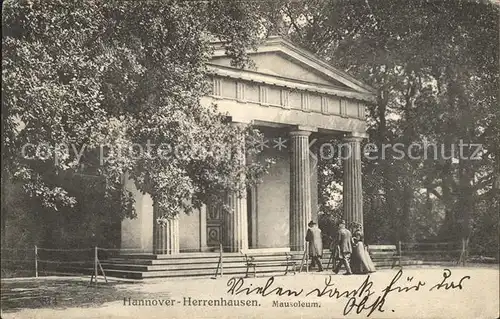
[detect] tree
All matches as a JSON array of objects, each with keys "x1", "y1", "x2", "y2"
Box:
[
  {"x1": 263, "y1": 0, "x2": 499, "y2": 248},
  {"x1": 2, "y1": 0, "x2": 271, "y2": 244}
]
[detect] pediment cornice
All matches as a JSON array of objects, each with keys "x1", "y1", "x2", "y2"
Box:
[
  {"x1": 210, "y1": 36, "x2": 377, "y2": 101},
  {"x1": 207, "y1": 63, "x2": 375, "y2": 103}
]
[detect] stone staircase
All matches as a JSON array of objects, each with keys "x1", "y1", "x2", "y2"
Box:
[
  {"x1": 101, "y1": 252, "x2": 245, "y2": 279},
  {"x1": 94, "y1": 247, "x2": 420, "y2": 279},
  {"x1": 50, "y1": 246, "x2": 422, "y2": 279},
  {"x1": 100, "y1": 251, "x2": 303, "y2": 279}
]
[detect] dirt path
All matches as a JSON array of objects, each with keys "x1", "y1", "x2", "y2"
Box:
[{"x1": 2, "y1": 267, "x2": 498, "y2": 319}]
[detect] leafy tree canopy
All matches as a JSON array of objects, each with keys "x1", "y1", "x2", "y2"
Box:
[
  {"x1": 2, "y1": 0, "x2": 270, "y2": 220},
  {"x1": 261, "y1": 0, "x2": 499, "y2": 249}
]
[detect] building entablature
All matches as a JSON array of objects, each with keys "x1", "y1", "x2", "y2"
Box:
[{"x1": 202, "y1": 37, "x2": 376, "y2": 134}]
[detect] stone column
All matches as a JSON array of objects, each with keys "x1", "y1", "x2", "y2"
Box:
[
  {"x1": 223, "y1": 123, "x2": 248, "y2": 252},
  {"x1": 289, "y1": 130, "x2": 312, "y2": 251},
  {"x1": 342, "y1": 133, "x2": 364, "y2": 227},
  {"x1": 153, "y1": 209, "x2": 180, "y2": 255},
  {"x1": 199, "y1": 205, "x2": 208, "y2": 252}
]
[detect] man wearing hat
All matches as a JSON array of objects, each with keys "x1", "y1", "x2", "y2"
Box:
[
  {"x1": 306, "y1": 220, "x2": 324, "y2": 272},
  {"x1": 333, "y1": 220, "x2": 353, "y2": 275}
]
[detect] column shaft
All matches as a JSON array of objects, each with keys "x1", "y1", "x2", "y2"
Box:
[
  {"x1": 223, "y1": 190, "x2": 248, "y2": 252},
  {"x1": 223, "y1": 125, "x2": 248, "y2": 252},
  {"x1": 342, "y1": 136, "x2": 363, "y2": 227},
  {"x1": 153, "y1": 209, "x2": 180, "y2": 255},
  {"x1": 199, "y1": 206, "x2": 208, "y2": 252},
  {"x1": 289, "y1": 130, "x2": 312, "y2": 251}
]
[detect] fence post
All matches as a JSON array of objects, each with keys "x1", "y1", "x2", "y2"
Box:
[
  {"x1": 34, "y1": 245, "x2": 38, "y2": 278},
  {"x1": 219, "y1": 243, "x2": 223, "y2": 276},
  {"x1": 461, "y1": 239, "x2": 467, "y2": 266},
  {"x1": 306, "y1": 243, "x2": 309, "y2": 273},
  {"x1": 94, "y1": 246, "x2": 98, "y2": 286},
  {"x1": 398, "y1": 241, "x2": 402, "y2": 267},
  {"x1": 464, "y1": 238, "x2": 469, "y2": 266},
  {"x1": 299, "y1": 243, "x2": 308, "y2": 273},
  {"x1": 460, "y1": 239, "x2": 463, "y2": 266}
]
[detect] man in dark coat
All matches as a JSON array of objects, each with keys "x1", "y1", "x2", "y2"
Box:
[
  {"x1": 306, "y1": 220, "x2": 324, "y2": 272},
  {"x1": 333, "y1": 220, "x2": 353, "y2": 275}
]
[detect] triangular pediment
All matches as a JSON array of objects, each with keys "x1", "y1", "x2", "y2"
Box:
[
  {"x1": 209, "y1": 37, "x2": 376, "y2": 96},
  {"x1": 212, "y1": 52, "x2": 351, "y2": 89}
]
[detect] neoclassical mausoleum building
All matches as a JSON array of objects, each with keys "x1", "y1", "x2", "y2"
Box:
[{"x1": 121, "y1": 37, "x2": 375, "y2": 254}]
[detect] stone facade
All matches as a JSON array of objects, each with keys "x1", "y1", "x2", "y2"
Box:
[{"x1": 120, "y1": 37, "x2": 375, "y2": 254}]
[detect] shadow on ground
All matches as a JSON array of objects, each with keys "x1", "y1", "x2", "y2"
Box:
[{"x1": 0, "y1": 279, "x2": 166, "y2": 313}]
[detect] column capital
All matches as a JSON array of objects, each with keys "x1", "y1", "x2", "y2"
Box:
[
  {"x1": 290, "y1": 125, "x2": 318, "y2": 133},
  {"x1": 289, "y1": 130, "x2": 312, "y2": 137}
]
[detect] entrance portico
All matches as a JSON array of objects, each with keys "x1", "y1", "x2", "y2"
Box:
[{"x1": 120, "y1": 37, "x2": 375, "y2": 254}]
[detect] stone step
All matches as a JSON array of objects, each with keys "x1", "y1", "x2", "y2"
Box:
[
  {"x1": 56, "y1": 260, "x2": 421, "y2": 280},
  {"x1": 102, "y1": 259, "x2": 303, "y2": 273},
  {"x1": 140, "y1": 266, "x2": 298, "y2": 279},
  {"x1": 59, "y1": 264, "x2": 298, "y2": 280},
  {"x1": 116, "y1": 251, "x2": 307, "y2": 260},
  {"x1": 55, "y1": 256, "x2": 325, "y2": 267},
  {"x1": 117, "y1": 253, "x2": 230, "y2": 260},
  {"x1": 55, "y1": 248, "x2": 418, "y2": 280},
  {"x1": 106, "y1": 255, "x2": 306, "y2": 266},
  {"x1": 370, "y1": 251, "x2": 399, "y2": 257},
  {"x1": 100, "y1": 262, "x2": 249, "y2": 272},
  {"x1": 368, "y1": 245, "x2": 397, "y2": 251},
  {"x1": 107, "y1": 257, "x2": 225, "y2": 265}
]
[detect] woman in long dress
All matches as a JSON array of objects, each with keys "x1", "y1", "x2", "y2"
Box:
[
  {"x1": 351, "y1": 224, "x2": 376, "y2": 274},
  {"x1": 363, "y1": 239, "x2": 377, "y2": 272}
]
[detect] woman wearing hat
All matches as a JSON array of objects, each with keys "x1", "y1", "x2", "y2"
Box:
[{"x1": 350, "y1": 223, "x2": 376, "y2": 274}]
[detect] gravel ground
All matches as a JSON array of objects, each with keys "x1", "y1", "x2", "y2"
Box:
[{"x1": 1, "y1": 266, "x2": 498, "y2": 319}]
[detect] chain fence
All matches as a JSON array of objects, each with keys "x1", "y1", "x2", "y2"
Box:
[
  {"x1": 1, "y1": 240, "x2": 496, "y2": 282},
  {"x1": 0, "y1": 243, "x2": 231, "y2": 282}
]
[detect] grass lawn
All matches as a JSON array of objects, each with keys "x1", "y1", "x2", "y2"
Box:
[{"x1": 1, "y1": 267, "x2": 498, "y2": 319}]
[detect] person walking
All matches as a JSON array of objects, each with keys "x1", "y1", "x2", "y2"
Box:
[
  {"x1": 350, "y1": 224, "x2": 364, "y2": 274},
  {"x1": 351, "y1": 223, "x2": 376, "y2": 274},
  {"x1": 306, "y1": 221, "x2": 324, "y2": 272},
  {"x1": 333, "y1": 220, "x2": 353, "y2": 275}
]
